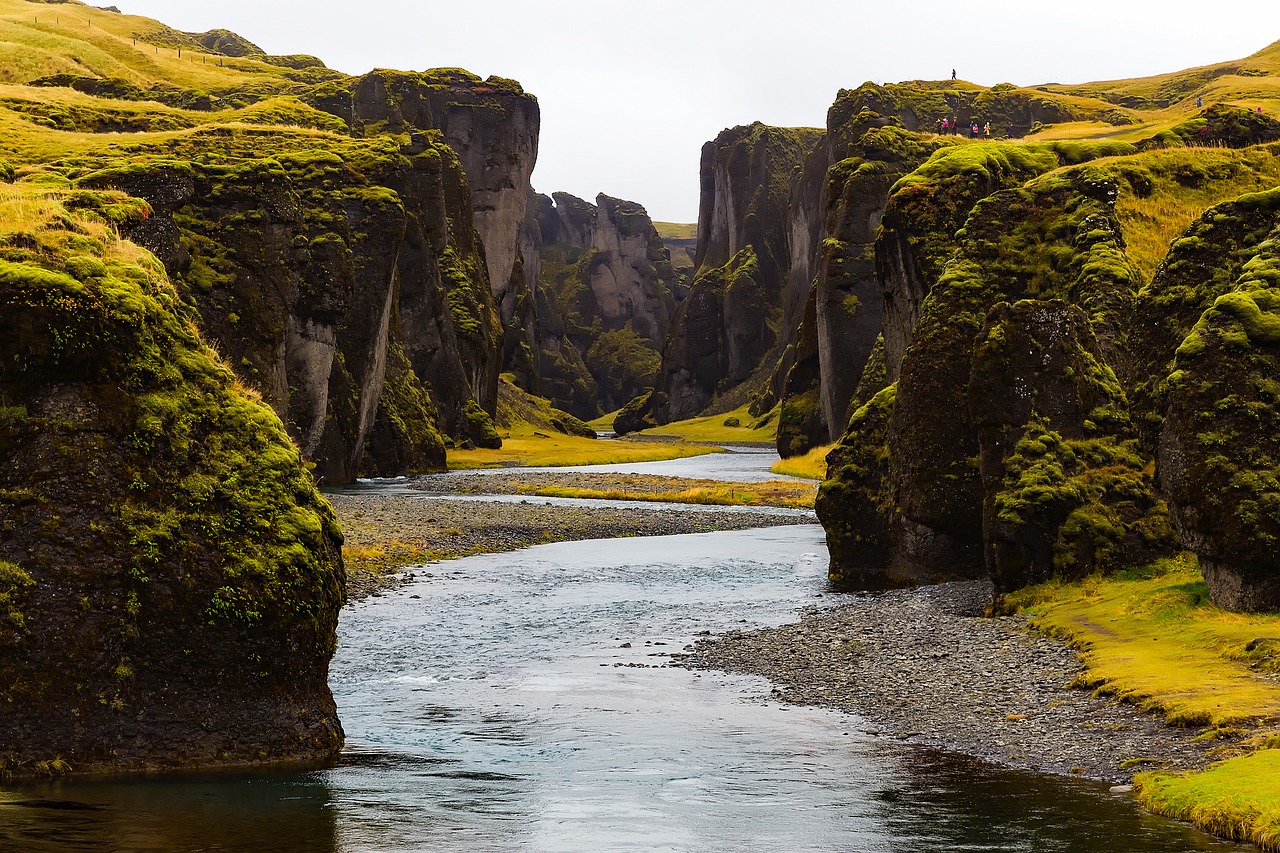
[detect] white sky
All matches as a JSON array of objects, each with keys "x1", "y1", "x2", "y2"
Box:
[{"x1": 115, "y1": 1, "x2": 1280, "y2": 222}]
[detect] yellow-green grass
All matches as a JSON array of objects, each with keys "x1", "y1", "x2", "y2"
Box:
[
  {"x1": 1136, "y1": 749, "x2": 1280, "y2": 851},
  {"x1": 639, "y1": 404, "x2": 777, "y2": 443},
  {"x1": 0, "y1": 1, "x2": 323, "y2": 91},
  {"x1": 1007, "y1": 553, "x2": 1280, "y2": 728},
  {"x1": 514, "y1": 480, "x2": 816, "y2": 509},
  {"x1": 1107, "y1": 146, "x2": 1280, "y2": 283},
  {"x1": 770, "y1": 443, "x2": 833, "y2": 480},
  {"x1": 446, "y1": 434, "x2": 717, "y2": 470},
  {"x1": 653, "y1": 221, "x2": 697, "y2": 240},
  {"x1": 587, "y1": 409, "x2": 619, "y2": 430}
]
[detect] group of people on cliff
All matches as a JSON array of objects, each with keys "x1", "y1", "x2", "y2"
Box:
[{"x1": 935, "y1": 117, "x2": 992, "y2": 138}]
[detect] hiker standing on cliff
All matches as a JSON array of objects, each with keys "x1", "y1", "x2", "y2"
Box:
[{"x1": 952, "y1": 69, "x2": 956, "y2": 80}]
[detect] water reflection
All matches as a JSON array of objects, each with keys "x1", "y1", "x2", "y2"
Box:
[
  {"x1": 874, "y1": 748, "x2": 1247, "y2": 851},
  {"x1": 0, "y1": 771, "x2": 337, "y2": 853}
]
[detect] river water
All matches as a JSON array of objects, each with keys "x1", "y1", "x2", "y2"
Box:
[{"x1": 0, "y1": 450, "x2": 1247, "y2": 851}]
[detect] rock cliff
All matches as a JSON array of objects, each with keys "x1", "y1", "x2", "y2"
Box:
[
  {"x1": 0, "y1": 187, "x2": 344, "y2": 777},
  {"x1": 814, "y1": 113, "x2": 1280, "y2": 609},
  {"x1": 530, "y1": 191, "x2": 678, "y2": 418},
  {"x1": 1138, "y1": 188, "x2": 1280, "y2": 610},
  {"x1": 348, "y1": 69, "x2": 541, "y2": 351},
  {"x1": 76, "y1": 129, "x2": 500, "y2": 483},
  {"x1": 653, "y1": 122, "x2": 823, "y2": 423}
]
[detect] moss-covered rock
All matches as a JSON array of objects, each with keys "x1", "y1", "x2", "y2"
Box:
[
  {"x1": 614, "y1": 391, "x2": 658, "y2": 436},
  {"x1": 0, "y1": 189, "x2": 343, "y2": 778},
  {"x1": 654, "y1": 123, "x2": 822, "y2": 423},
  {"x1": 971, "y1": 300, "x2": 1173, "y2": 598},
  {"x1": 71, "y1": 131, "x2": 499, "y2": 480},
  {"x1": 889, "y1": 169, "x2": 1140, "y2": 578},
  {"x1": 815, "y1": 384, "x2": 897, "y2": 586},
  {"x1": 1147, "y1": 104, "x2": 1280, "y2": 149},
  {"x1": 1155, "y1": 189, "x2": 1280, "y2": 611},
  {"x1": 1131, "y1": 186, "x2": 1280, "y2": 450},
  {"x1": 529, "y1": 192, "x2": 677, "y2": 417}
]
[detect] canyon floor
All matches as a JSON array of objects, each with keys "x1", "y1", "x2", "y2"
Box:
[{"x1": 330, "y1": 469, "x2": 1227, "y2": 788}]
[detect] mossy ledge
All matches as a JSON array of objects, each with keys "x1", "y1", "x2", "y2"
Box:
[{"x1": 0, "y1": 186, "x2": 344, "y2": 779}]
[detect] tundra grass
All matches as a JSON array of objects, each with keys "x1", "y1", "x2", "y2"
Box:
[
  {"x1": 1006, "y1": 552, "x2": 1280, "y2": 847},
  {"x1": 1136, "y1": 750, "x2": 1280, "y2": 851},
  {"x1": 770, "y1": 443, "x2": 834, "y2": 480},
  {"x1": 1007, "y1": 552, "x2": 1280, "y2": 728},
  {"x1": 513, "y1": 479, "x2": 817, "y2": 509},
  {"x1": 640, "y1": 404, "x2": 777, "y2": 443},
  {"x1": 446, "y1": 434, "x2": 717, "y2": 470},
  {"x1": 586, "y1": 409, "x2": 620, "y2": 430}
]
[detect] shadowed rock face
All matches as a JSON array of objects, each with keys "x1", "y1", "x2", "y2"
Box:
[
  {"x1": 529, "y1": 192, "x2": 676, "y2": 417},
  {"x1": 1145, "y1": 189, "x2": 1280, "y2": 611},
  {"x1": 655, "y1": 122, "x2": 823, "y2": 423},
  {"x1": 83, "y1": 135, "x2": 497, "y2": 483},
  {"x1": 819, "y1": 165, "x2": 1176, "y2": 593},
  {"x1": 776, "y1": 81, "x2": 1138, "y2": 459},
  {"x1": 0, "y1": 193, "x2": 344, "y2": 777},
  {"x1": 350, "y1": 69, "x2": 540, "y2": 335}
]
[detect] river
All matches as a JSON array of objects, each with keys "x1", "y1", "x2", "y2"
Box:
[{"x1": 0, "y1": 449, "x2": 1247, "y2": 851}]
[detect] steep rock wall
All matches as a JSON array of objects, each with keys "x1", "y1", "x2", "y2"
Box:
[
  {"x1": 349, "y1": 69, "x2": 540, "y2": 352},
  {"x1": 655, "y1": 123, "x2": 823, "y2": 422},
  {"x1": 532, "y1": 192, "x2": 677, "y2": 417},
  {"x1": 0, "y1": 189, "x2": 343, "y2": 777},
  {"x1": 1141, "y1": 189, "x2": 1280, "y2": 611},
  {"x1": 78, "y1": 130, "x2": 500, "y2": 483}
]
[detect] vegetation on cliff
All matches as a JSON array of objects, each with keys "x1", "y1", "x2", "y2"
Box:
[{"x1": 0, "y1": 184, "x2": 343, "y2": 777}]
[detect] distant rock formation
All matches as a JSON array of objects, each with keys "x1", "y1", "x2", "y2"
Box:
[
  {"x1": 527, "y1": 191, "x2": 679, "y2": 418},
  {"x1": 652, "y1": 122, "x2": 823, "y2": 424}
]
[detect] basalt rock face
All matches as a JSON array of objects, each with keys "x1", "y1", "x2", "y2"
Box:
[
  {"x1": 79, "y1": 131, "x2": 499, "y2": 483},
  {"x1": 531, "y1": 192, "x2": 677, "y2": 418},
  {"x1": 0, "y1": 190, "x2": 344, "y2": 777},
  {"x1": 1144, "y1": 189, "x2": 1280, "y2": 611},
  {"x1": 349, "y1": 69, "x2": 541, "y2": 337},
  {"x1": 776, "y1": 83, "x2": 1138, "y2": 459},
  {"x1": 971, "y1": 300, "x2": 1172, "y2": 597},
  {"x1": 655, "y1": 123, "x2": 823, "y2": 423},
  {"x1": 820, "y1": 166, "x2": 1171, "y2": 592}
]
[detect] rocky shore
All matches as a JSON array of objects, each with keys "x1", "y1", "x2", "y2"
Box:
[
  {"x1": 676, "y1": 580, "x2": 1219, "y2": 784},
  {"x1": 403, "y1": 470, "x2": 795, "y2": 496},
  {"x1": 328, "y1": 489, "x2": 810, "y2": 598}
]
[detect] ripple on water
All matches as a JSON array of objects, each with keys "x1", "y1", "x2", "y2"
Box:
[{"x1": 0, "y1": 526, "x2": 1247, "y2": 852}]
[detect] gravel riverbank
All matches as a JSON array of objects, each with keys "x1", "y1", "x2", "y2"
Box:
[
  {"x1": 405, "y1": 471, "x2": 802, "y2": 497},
  {"x1": 328, "y1": 490, "x2": 811, "y2": 599},
  {"x1": 676, "y1": 580, "x2": 1218, "y2": 784}
]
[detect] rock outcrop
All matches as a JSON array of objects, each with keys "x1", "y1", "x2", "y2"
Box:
[
  {"x1": 349, "y1": 69, "x2": 541, "y2": 354},
  {"x1": 0, "y1": 188, "x2": 344, "y2": 777},
  {"x1": 654, "y1": 123, "x2": 823, "y2": 423},
  {"x1": 1139, "y1": 188, "x2": 1280, "y2": 610},
  {"x1": 77, "y1": 129, "x2": 499, "y2": 483},
  {"x1": 819, "y1": 165, "x2": 1172, "y2": 593},
  {"x1": 530, "y1": 192, "x2": 678, "y2": 418}
]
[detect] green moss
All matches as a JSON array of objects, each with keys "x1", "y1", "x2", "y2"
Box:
[
  {"x1": 463, "y1": 399, "x2": 501, "y2": 449},
  {"x1": 0, "y1": 560, "x2": 35, "y2": 631},
  {"x1": 816, "y1": 383, "x2": 898, "y2": 587}
]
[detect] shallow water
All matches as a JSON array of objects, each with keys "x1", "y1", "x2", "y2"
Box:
[
  {"x1": 438, "y1": 443, "x2": 806, "y2": 482},
  {"x1": 1, "y1": 526, "x2": 1245, "y2": 851}
]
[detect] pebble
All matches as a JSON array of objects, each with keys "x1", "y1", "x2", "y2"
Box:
[{"x1": 677, "y1": 580, "x2": 1222, "y2": 784}]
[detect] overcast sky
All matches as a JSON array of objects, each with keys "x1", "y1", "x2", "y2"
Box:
[{"x1": 116, "y1": 1, "x2": 1280, "y2": 222}]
